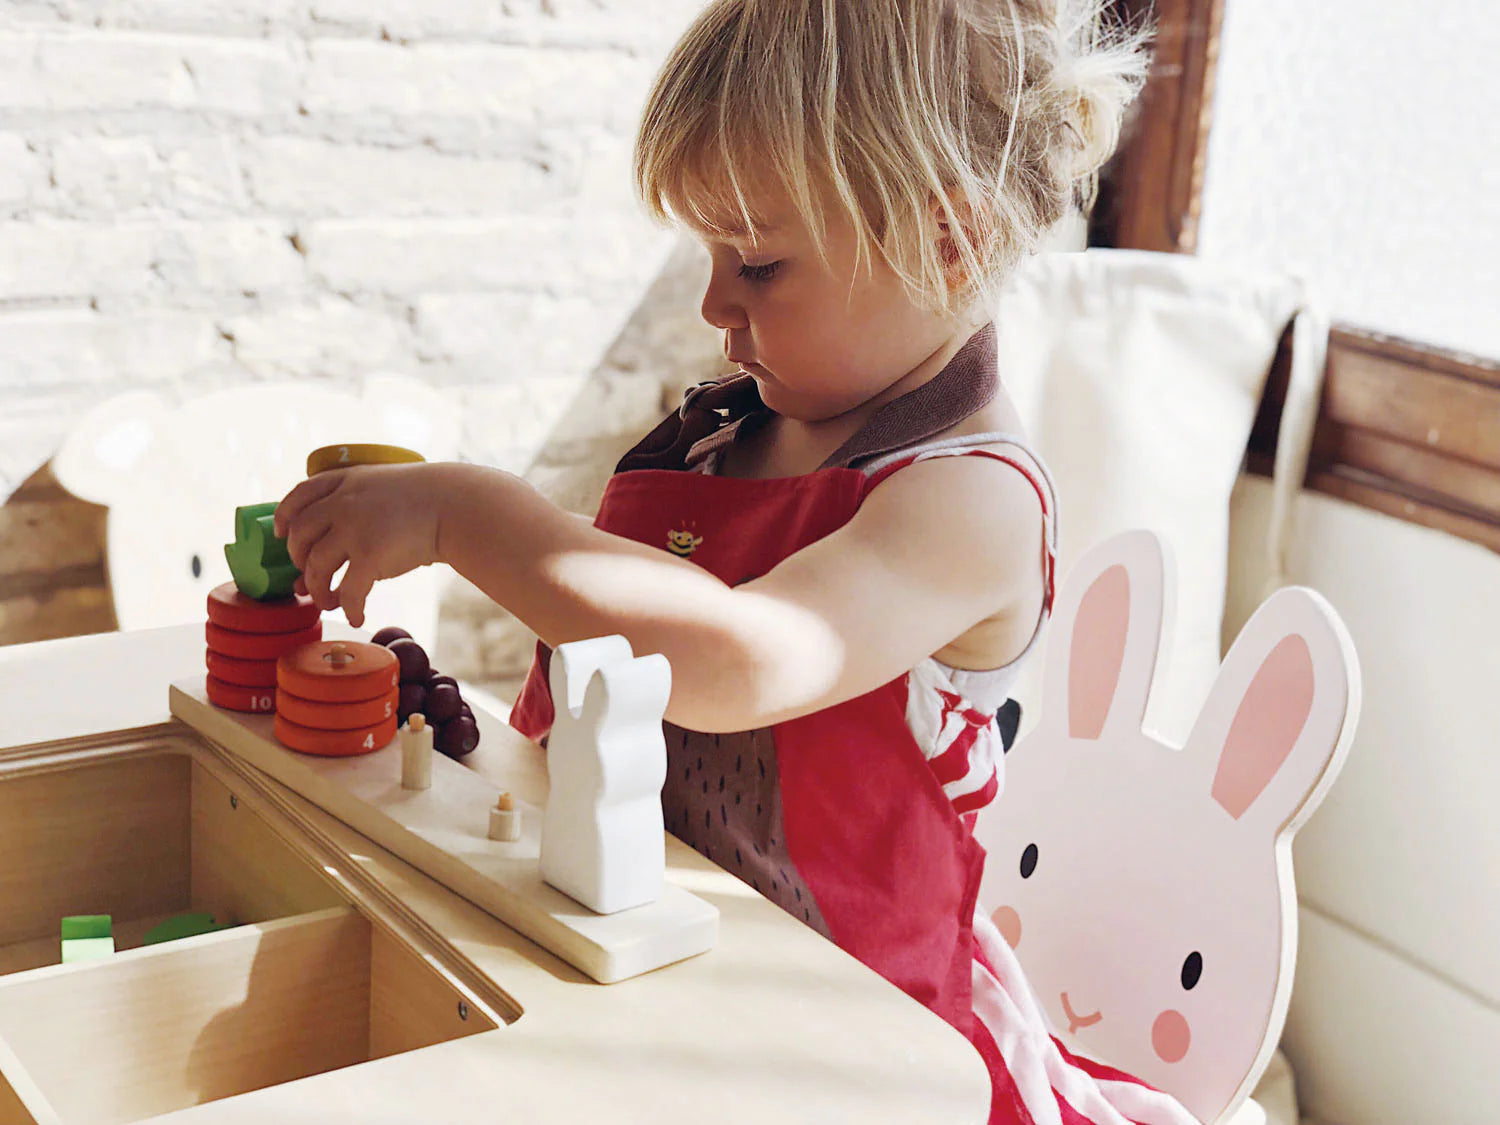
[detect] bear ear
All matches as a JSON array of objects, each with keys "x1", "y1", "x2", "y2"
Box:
[
  {"x1": 53, "y1": 391, "x2": 172, "y2": 506},
  {"x1": 549, "y1": 635, "x2": 637, "y2": 723},
  {"x1": 362, "y1": 372, "x2": 462, "y2": 462},
  {"x1": 1188, "y1": 586, "x2": 1359, "y2": 837},
  {"x1": 1037, "y1": 530, "x2": 1174, "y2": 742}
]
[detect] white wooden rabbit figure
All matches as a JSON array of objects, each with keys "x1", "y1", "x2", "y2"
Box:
[
  {"x1": 539, "y1": 636, "x2": 672, "y2": 915},
  {"x1": 981, "y1": 530, "x2": 1360, "y2": 1124}
]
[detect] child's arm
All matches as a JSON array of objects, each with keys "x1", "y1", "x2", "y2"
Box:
[{"x1": 275, "y1": 457, "x2": 1043, "y2": 733}]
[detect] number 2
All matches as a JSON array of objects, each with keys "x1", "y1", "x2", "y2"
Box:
[{"x1": 339, "y1": 446, "x2": 350, "y2": 463}]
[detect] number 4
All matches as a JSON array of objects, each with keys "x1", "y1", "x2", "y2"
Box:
[{"x1": 363, "y1": 733, "x2": 375, "y2": 750}]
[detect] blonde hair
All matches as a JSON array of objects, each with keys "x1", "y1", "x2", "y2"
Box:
[{"x1": 634, "y1": 0, "x2": 1151, "y2": 316}]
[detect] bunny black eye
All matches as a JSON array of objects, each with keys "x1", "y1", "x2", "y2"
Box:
[
  {"x1": 191, "y1": 554, "x2": 203, "y2": 579},
  {"x1": 1019, "y1": 843, "x2": 1038, "y2": 879},
  {"x1": 1181, "y1": 951, "x2": 1203, "y2": 990}
]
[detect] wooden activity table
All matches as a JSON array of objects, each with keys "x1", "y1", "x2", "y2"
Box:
[{"x1": 0, "y1": 624, "x2": 989, "y2": 1124}]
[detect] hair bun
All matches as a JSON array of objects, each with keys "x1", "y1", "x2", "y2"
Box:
[{"x1": 1056, "y1": 2, "x2": 1151, "y2": 183}]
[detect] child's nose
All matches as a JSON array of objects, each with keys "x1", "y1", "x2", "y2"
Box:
[{"x1": 699, "y1": 275, "x2": 749, "y2": 332}]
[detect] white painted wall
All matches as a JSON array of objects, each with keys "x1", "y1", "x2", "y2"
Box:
[
  {"x1": 1199, "y1": 0, "x2": 1500, "y2": 360},
  {"x1": 1225, "y1": 478, "x2": 1500, "y2": 1125},
  {"x1": 1202, "y1": 5, "x2": 1500, "y2": 1119},
  {"x1": 0, "y1": 0, "x2": 709, "y2": 498}
]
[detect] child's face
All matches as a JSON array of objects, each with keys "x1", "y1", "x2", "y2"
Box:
[{"x1": 686, "y1": 183, "x2": 963, "y2": 422}]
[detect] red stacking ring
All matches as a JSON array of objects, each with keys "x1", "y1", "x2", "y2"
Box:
[
  {"x1": 277, "y1": 641, "x2": 398, "y2": 704},
  {"x1": 205, "y1": 675, "x2": 278, "y2": 714},
  {"x1": 275, "y1": 686, "x2": 398, "y2": 731},
  {"x1": 274, "y1": 712, "x2": 398, "y2": 757},
  {"x1": 207, "y1": 582, "x2": 320, "y2": 635},
  {"x1": 206, "y1": 650, "x2": 279, "y2": 688},
  {"x1": 206, "y1": 620, "x2": 323, "y2": 662}
]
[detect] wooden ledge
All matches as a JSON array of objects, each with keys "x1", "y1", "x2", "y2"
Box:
[{"x1": 1248, "y1": 326, "x2": 1500, "y2": 554}]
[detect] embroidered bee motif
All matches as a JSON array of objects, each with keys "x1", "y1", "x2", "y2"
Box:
[{"x1": 666, "y1": 528, "x2": 704, "y2": 557}]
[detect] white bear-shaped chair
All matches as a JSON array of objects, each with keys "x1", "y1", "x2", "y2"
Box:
[
  {"x1": 979, "y1": 530, "x2": 1359, "y2": 1124},
  {"x1": 540, "y1": 635, "x2": 672, "y2": 915},
  {"x1": 51, "y1": 374, "x2": 460, "y2": 649}
]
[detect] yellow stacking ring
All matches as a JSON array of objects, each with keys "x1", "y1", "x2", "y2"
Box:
[{"x1": 306, "y1": 443, "x2": 425, "y2": 477}]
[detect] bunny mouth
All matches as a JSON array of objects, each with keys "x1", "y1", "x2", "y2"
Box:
[{"x1": 1060, "y1": 992, "x2": 1102, "y2": 1034}]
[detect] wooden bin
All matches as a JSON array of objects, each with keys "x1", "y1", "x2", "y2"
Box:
[{"x1": 0, "y1": 748, "x2": 498, "y2": 1124}]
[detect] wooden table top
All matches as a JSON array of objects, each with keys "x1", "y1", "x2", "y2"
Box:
[{"x1": 0, "y1": 625, "x2": 991, "y2": 1124}]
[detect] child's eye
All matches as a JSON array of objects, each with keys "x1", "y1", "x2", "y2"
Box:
[{"x1": 738, "y1": 261, "x2": 781, "y2": 283}]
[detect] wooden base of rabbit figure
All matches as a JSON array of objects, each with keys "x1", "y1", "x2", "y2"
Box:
[
  {"x1": 979, "y1": 529, "x2": 1360, "y2": 1125},
  {"x1": 539, "y1": 635, "x2": 672, "y2": 915}
]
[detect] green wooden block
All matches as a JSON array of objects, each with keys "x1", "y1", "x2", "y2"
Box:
[
  {"x1": 142, "y1": 912, "x2": 228, "y2": 946},
  {"x1": 61, "y1": 936, "x2": 115, "y2": 962},
  {"x1": 225, "y1": 501, "x2": 300, "y2": 601},
  {"x1": 60, "y1": 914, "x2": 112, "y2": 941}
]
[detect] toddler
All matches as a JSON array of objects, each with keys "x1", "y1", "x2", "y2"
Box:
[{"x1": 276, "y1": 2, "x2": 1198, "y2": 1121}]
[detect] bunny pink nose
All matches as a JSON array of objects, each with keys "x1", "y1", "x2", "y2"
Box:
[{"x1": 991, "y1": 906, "x2": 1022, "y2": 948}]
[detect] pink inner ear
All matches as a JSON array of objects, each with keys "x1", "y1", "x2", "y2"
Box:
[
  {"x1": 1212, "y1": 635, "x2": 1315, "y2": 819},
  {"x1": 1068, "y1": 565, "x2": 1130, "y2": 740}
]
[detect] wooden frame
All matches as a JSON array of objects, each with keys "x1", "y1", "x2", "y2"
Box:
[
  {"x1": 1096, "y1": 0, "x2": 1500, "y2": 554},
  {"x1": 0, "y1": 464, "x2": 113, "y2": 647},
  {"x1": 1089, "y1": 0, "x2": 1224, "y2": 254},
  {"x1": 0, "y1": 739, "x2": 501, "y2": 1125},
  {"x1": 1248, "y1": 328, "x2": 1500, "y2": 553}
]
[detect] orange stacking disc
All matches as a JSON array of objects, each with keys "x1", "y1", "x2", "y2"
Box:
[
  {"x1": 207, "y1": 583, "x2": 320, "y2": 635},
  {"x1": 276, "y1": 686, "x2": 398, "y2": 731},
  {"x1": 206, "y1": 650, "x2": 279, "y2": 688},
  {"x1": 206, "y1": 620, "x2": 323, "y2": 662},
  {"x1": 274, "y1": 712, "x2": 398, "y2": 757},
  {"x1": 205, "y1": 675, "x2": 278, "y2": 714},
  {"x1": 276, "y1": 641, "x2": 399, "y2": 704}
]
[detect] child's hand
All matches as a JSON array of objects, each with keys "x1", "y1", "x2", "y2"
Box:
[{"x1": 273, "y1": 463, "x2": 446, "y2": 627}]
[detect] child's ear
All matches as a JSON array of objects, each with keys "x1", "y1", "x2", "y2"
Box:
[{"x1": 927, "y1": 191, "x2": 987, "y2": 289}]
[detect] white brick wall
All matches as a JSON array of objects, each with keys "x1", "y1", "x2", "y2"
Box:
[{"x1": 0, "y1": 0, "x2": 708, "y2": 498}]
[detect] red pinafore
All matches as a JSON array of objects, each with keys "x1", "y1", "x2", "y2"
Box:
[{"x1": 509, "y1": 324, "x2": 1096, "y2": 1122}]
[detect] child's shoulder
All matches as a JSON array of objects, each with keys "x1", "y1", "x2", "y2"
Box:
[{"x1": 871, "y1": 395, "x2": 1054, "y2": 672}]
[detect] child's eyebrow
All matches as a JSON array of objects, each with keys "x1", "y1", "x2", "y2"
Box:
[{"x1": 692, "y1": 220, "x2": 781, "y2": 241}]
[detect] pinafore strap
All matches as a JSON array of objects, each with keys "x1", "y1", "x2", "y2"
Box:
[{"x1": 614, "y1": 322, "x2": 1000, "y2": 475}]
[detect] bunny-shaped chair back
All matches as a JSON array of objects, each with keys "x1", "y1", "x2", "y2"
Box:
[
  {"x1": 51, "y1": 374, "x2": 460, "y2": 648},
  {"x1": 980, "y1": 530, "x2": 1359, "y2": 1123}
]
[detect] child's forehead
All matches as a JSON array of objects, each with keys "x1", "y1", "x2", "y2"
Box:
[
  {"x1": 681, "y1": 196, "x2": 789, "y2": 242},
  {"x1": 673, "y1": 165, "x2": 800, "y2": 242}
]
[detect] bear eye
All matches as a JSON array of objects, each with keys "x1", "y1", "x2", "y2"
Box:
[
  {"x1": 1181, "y1": 951, "x2": 1203, "y2": 990},
  {"x1": 191, "y1": 554, "x2": 203, "y2": 579},
  {"x1": 1019, "y1": 843, "x2": 1038, "y2": 879}
]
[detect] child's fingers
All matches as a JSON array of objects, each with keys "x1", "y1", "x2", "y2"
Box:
[
  {"x1": 301, "y1": 537, "x2": 350, "y2": 612},
  {"x1": 335, "y1": 565, "x2": 376, "y2": 630},
  {"x1": 273, "y1": 473, "x2": 344, "y2": 539},
  {"x1": 284, "y1": 506, "x2": 336, "y2": 571}
]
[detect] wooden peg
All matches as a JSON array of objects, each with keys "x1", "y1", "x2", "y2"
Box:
[
  {"x1": 489, "y1": 791, "x2": 522, "y2": 842},
  {"x1": 401, "y1": 712, "x2": 433, "y2": 790}
]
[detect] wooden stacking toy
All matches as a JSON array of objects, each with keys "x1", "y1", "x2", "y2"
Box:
[
  {"x1": 204, "y1": 582, "x2": 322, "y2": 713},
  {"x1": 274, "y1": 640, "x2": 400, "y2": 757},
  {"x1": 224, "y1": 501, "x2": 298, "y2": 600},
  {"x1": 306, "y1": 442, "x2": 424, "y2": 476}
]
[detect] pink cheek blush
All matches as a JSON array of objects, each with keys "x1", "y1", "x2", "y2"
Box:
[
  {"x1": 991, "y1": 906, "x2": 1022, "y2": 949},
  {"x1": 1152, "y1": 1010, "x2": 1191, "y2": 1063}
]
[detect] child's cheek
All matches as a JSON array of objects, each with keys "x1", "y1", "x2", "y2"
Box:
[
  {"x1": 1151, "y1": 1010, "x2": 1191, "y2": 1063},
  {"x1": 990, "y1": 905, "x2": 1022, "y2": 949}
]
